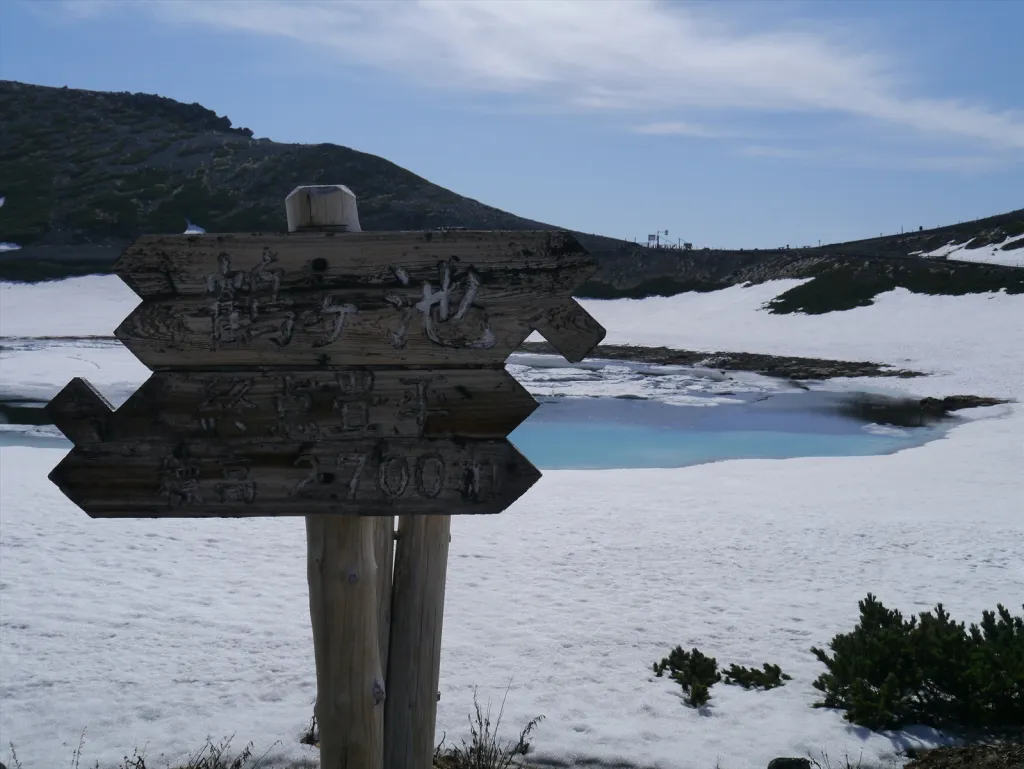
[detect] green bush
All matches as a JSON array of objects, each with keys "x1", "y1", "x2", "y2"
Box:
[
  {"x1": 653, "y1": 646, "x2": 721, "y2": 707},
  {"x1": 723, "y1": 662, "x2": 792, "y2": 690},
  {"x1": 811, "y1": 594, "x2": 1024, "y2": 732}
]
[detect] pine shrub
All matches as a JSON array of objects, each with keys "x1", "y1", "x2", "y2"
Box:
[
  {"x1": 723, "y1": 662, "x2": 793, "y2": 690},
  {"x1": 811, "y1": 594, "x2": 1024, "y2": 732},
  {"x1": 653, "y1": 646, "x2": 721, "y2": 707}
]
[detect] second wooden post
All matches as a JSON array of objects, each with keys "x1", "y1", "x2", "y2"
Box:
[{"x1": 384, "y1": 514, "x2": 452, "y2": 769}]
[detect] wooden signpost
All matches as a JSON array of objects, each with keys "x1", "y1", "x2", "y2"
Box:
[{"x1": 46, "y1": 184, "x2": 606, "y2": 769}]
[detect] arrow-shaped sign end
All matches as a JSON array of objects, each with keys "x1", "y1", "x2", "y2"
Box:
[
  {"x1": 46, "y1": 450, "x2": 114, "y2": 519},
  {"x1": 45, "y1": 378, "x2": 114, "y2": 445},
  {"x1": 504, "y1": 440, "x2": 543, "y2": 501},
  {"x1": 46, "y1": 451, "x2": 93, "y2": 516},
  {"x1": 114, "y1": 237, "x2": 176, "y2": 300},
  {"x1": 533, "y1": 298, "x2": 606, "y2": 364}
]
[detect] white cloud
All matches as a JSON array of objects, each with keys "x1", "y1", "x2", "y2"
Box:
[
  {"x1": 633, "y1": 122, "x2": 741, "y2": 139},
  {"x1": 738, "y1": 145, "x2": 822, "y2": 159},
  {"x1": 737, "y1": 144, "x2": 1023, "y2": 172},
  {"x1": 77, "y1": 0, "x2": 1024, "y2": 151}
]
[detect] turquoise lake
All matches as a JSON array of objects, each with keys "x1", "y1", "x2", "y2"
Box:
[
  {"x1": 506, "y1": 391, "x2": 951, "y2": 469},
  {"x1": 0, "y1": 385, "x2": 953, "y2": 469}
]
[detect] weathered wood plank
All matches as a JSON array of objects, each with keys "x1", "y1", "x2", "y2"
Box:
[
  {"x1": 48, "y1": 438, "x2": 540, "y2": 517},
  {"x1": 114, "y1": 274, "x2": 596, "y2": 368},
  {"x1": 111, "y1": 230, "x2": 605, "y2": 366},
  {"x1": 113, "y1": 231, "x2": 594, "y2": 299},
  {"x1": 47, "y1": 369, "x2": 537, "y2": 445}
]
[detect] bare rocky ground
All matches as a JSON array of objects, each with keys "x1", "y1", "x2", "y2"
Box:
[
  {"x1": 904, "y1": 742, "x2": 1024, "y2": 769},
  {"x1": 518, "y1": 341, "x2": 926, "y2": 380},
  {"x1": 517, "y1": 342, "x2": 1011, "y2": 423}
]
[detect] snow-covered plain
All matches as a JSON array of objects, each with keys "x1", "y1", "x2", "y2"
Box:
[
  {"x1": 2, "y1": 277, "x2": 1023, "y2": 769},
  {"x1": 917, "y1": 233, "x2": 1024, "y2": 267}
]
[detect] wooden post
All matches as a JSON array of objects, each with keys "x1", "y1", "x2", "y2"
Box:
[
  {"x1": 289, "y1": 184, "x2": 384, "y2": 769},
  {"x1": 384, "y1": 514, "x2": 452, "y2": 769},
  {"x1": 49, "y1": 189, "x2": 607, "y2": 768},
  {"x1": 307, "y1": 514, "x2": 384, "y2": 768}
]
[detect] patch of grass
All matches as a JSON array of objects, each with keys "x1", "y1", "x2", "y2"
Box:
[
  {"x1": 4, "y1": 735, "x2": 291, "y2": 769},
  {"x1": 767, "y1": 260, "x2": 1024, "y2": 315},
  {"x1": 576, "y1": 277, "x2": 728, "y2": 300},
  {"x1": 767, "y1": 266, "x2": 884, "y2": 314},
  {"x1": 113, "y1": 737, "x2": 257, "y2": 769},
  {"x1": 807, "y1": 748, "x2": 901, "y2": 769},
  {"x1": 433, "y1": 682, "x2": 544, "y2": 769}
]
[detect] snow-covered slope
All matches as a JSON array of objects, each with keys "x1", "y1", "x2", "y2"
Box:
[
  {"x1": 572, "y1": 281, "x2": 1024, "y2": 400},
  {"x1": 2, "y1": 278, "x2": 1022, "y2": 769},
  {"x1": 917, "y1": 233, "x2": 1024, "y2": 267}
]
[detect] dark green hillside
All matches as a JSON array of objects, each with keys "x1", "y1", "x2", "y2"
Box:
[{"x1": 1, "y1": 79, "x2": 1020, "y2": 311}]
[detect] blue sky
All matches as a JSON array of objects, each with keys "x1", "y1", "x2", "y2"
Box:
[{"x1": 1, "y1": 0, "x2": 1022, "y2": 248}]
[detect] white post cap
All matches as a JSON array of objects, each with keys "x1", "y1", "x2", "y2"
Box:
[{"x1": 285, "y1": 184, "x2": 362, "y2": 233}]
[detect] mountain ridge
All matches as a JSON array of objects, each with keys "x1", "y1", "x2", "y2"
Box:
[{"x1": 1, "y1": 80, "x2": 1021, "y2": 312}]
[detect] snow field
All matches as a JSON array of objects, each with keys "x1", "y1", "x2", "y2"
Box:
[{"x1": 1, "y1": 277, "x2": 1022, "y2": 768}]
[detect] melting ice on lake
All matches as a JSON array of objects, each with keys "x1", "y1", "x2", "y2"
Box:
[{"x1": 0, "y1": 346, "x2": 957, "y2": 466}]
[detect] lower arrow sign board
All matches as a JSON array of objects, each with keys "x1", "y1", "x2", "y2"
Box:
[
  {"x1": 46, "y1": 368, "x2": 538, "y2": 445},
  {"x1": 48, "y1": 438, "x2": 540, "y2": 518}
]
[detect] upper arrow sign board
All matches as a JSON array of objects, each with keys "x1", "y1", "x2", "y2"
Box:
[{"x1": 114, "y1": 230, "x2": 605, "y2": 369}]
